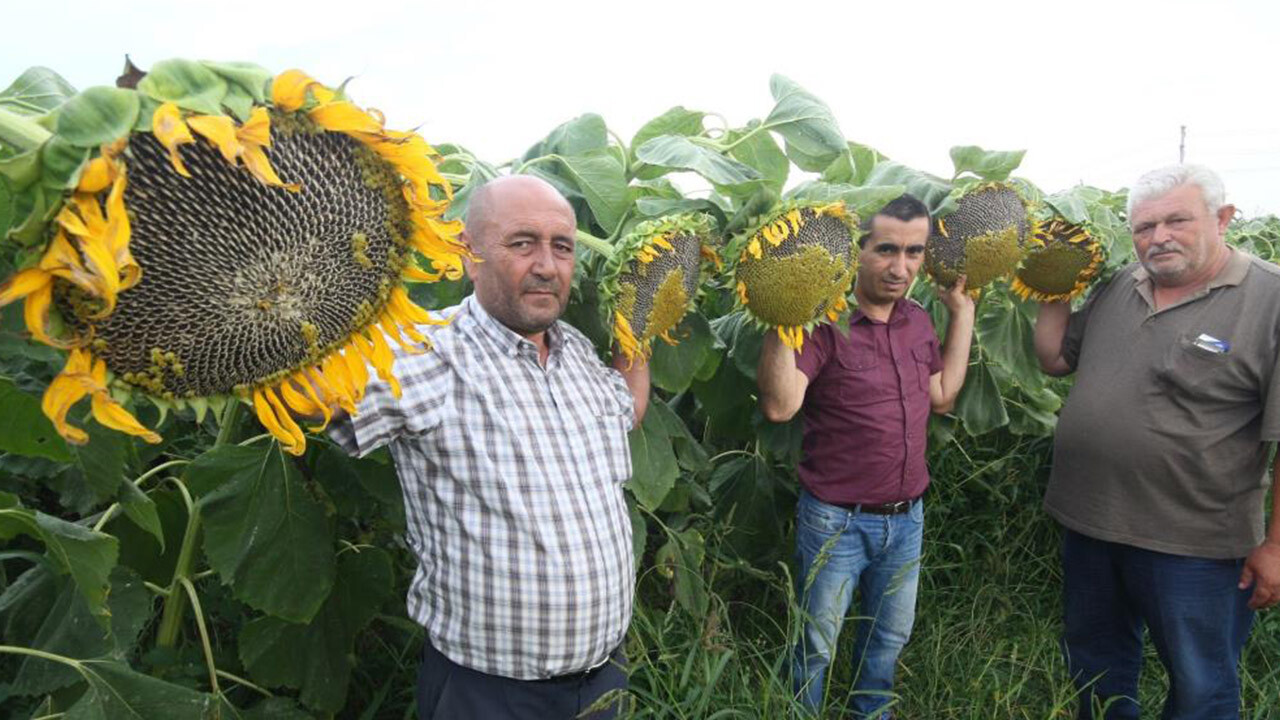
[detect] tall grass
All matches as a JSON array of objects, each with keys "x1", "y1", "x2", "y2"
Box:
[{"x1": 623, "y1": 429, "x2": 1280, "y2": 719}]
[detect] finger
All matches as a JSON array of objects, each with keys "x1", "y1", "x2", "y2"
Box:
[
  {"x1": 955, "y1": 275, "x2": 968, "y2": 294},
  {"x1": 1238, "y1": 565, "x2": 1254, "y2": 590}
]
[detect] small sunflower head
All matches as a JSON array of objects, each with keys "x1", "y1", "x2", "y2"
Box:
[
  {"x1": 925, "y1": 181, "x2": 1031, "y2": 292},
  {"x1": 731, "y1": 201, "x2": 859, "y2": 351},
  {"x1": 601, "y1": 212, "x2": 717, "y2": 364},
  {"x1": 1011, "y1": 217, "x2": 1105, "y2": 302},
  {"x1": 0, "y1": 61, "x2": 465, "y2": 455}
]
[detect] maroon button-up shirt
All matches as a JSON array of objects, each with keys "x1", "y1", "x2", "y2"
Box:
[{"x1": 794, "y1": 299, "x2": 943, "y2": 505}]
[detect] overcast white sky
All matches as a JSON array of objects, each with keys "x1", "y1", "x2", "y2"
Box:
[{"x1": 5, "y1": 0, "x2": 1278, "y2": 216}]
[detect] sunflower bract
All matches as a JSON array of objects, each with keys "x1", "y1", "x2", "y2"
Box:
[
  {"x1": 925, "y1": 182, "x2": 1030, "y2": 290},
  {"x1": 602, "y1": 213, "x2": 715, "y2": 363},
  {"x1": 1011, "y1": 218, "x2": 1104, "y2": 302},
  {"x1": 733, "y1": 202, "x2": 858, "y2": 351}
]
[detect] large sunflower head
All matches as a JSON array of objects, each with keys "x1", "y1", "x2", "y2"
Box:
[
  {"x1": 0, "y1": 60, "x2": 466, "y2": 454},
  {"x1": 924, "y1": 181, "x2": 1031, "y2": 292},
  {"x1": 1011, "y1": 217, "x2": 1105, "y2": 303},
  {"x1": 730, "y1": 200, "x2": 859, "y2": 351},
  {"x1": 600, "y1": 212, "x2": 717, "y2": 365}
]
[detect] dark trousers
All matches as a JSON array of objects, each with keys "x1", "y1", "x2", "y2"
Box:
[
  {"x1": 416, "y1": 639, "x2": 627, "y2": 719},
  {"x1": 1060, "y1": 529, "x2": 1254, "y2": 720}
]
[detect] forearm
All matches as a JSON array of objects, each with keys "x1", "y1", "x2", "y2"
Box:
[
  {"x1": 936, "y1": 306, "x2": 975, "y2": 411},
  {"x1": 612, "y1": 350, "x2": 650, "y2": 425},
  {"x1": 756, "y1": 332, "x2": 806, "y2": 422},
  {"x1": 1034, "y1": 301, "x2": 1073, "y2": 376}
]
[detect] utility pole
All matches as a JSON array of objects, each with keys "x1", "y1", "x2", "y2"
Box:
[{"x1": 1179, "y1": 125, "x2": 1186, "y2": 163}]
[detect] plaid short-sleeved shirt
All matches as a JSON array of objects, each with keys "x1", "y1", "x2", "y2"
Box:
[{"x1": 329, "y1": 295, "x2": 636, "y2": 679}]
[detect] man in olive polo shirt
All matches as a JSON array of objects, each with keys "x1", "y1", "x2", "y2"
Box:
[{"x1": 1035, "y1": 164, "x2": 1280, "y2": 719}]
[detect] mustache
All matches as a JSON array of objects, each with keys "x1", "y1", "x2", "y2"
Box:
[
  {"x1": 522, "y1": 279, "x2": 562, "y2": 293},
  {"x1": 1145, "y1": 242, "x2": 1182, "y2": 259}
]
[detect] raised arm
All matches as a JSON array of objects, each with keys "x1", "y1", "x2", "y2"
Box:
[
  {"x1": 930, "y1": 276, "x2": 976, "y2": 414},
  {"x1": 757, "y1": 331, "x2": 809, "y2": 423},
  {"x1": 612, "y1": 349, "x2": 650, "y2": 425},
  {"x1": 1034, "y1": 301, "x2": 1074, "y2": 376}
]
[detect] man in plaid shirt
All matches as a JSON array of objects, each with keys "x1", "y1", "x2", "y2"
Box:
[{"x1": 329, "y1": 175, "x2": 649, "y2": 719}]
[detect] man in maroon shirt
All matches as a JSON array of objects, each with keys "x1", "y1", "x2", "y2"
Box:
[{"x1": 757, "y1": 194, "x2": 975, "y2": 718}]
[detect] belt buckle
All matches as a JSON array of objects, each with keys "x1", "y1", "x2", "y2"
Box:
[{"x1": 887, "y1": 500, "x2": 909, "y2": 514}]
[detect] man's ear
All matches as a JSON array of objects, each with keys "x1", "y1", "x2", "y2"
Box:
[{"x1": 1216, "y1": 204, "x2": 1236, "y2": 236}]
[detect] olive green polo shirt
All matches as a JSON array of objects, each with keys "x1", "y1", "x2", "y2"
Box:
[{"x1": 1045, "y1": 249, "x2": 1280, "y2": 558}]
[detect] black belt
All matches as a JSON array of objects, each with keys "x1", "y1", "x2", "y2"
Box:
[
  {"x1": 535, "y1": 646, "x2": 623, "y2": 684},
  {"x1": 834, "y1": 496, "x2": 920, "y2": 516}
]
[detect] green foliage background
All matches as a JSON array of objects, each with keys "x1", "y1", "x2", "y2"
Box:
[{"x1": 0, "y1": 67, "x2": 1277, "y2": 718}]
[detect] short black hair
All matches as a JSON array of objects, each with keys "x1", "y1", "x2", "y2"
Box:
[{"x1": 858, "y1": 193, "x2": 930, "y2": 247}]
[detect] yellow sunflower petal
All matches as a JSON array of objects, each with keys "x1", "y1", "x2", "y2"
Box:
[
  {"x1": 78, "y1": 156, "x2": 116, "y2": 194},
  {"x1": 263, "y1": 386, "x2": 306, "y2": 455},
  {"x1": 187, "y1": 115, "x2": 243, "y2": 164},
  {"x1": 152, "y1": 102, "x2": 194, "y2": 177},
  {"x1": 241, "y1": 144, "x2": 301, "y2": 192},
  {"x1": 340, "y1": 343, "x2": 369, "y2": 404},
  {"x1": 0, "y1": 268, "x2": 52, "y2": 307},
  {"x1": 90, "y1": 392, "x2": 161, "y2": 444},
  {"x1": 271, "y1": 70, "x2": 333, "y2": 112},
  {"x1": 104, "y1": 174, "x2": 140, "y2": 291},
  {"x1": 309, "y1": 102, "x2": 384, "y2": 136},
  {"x1": 237, "y1": 107, "x2": 272, "y2": 147},
  {"x1": 365, "y1": 329, "x2": 402, "y2": 397}
]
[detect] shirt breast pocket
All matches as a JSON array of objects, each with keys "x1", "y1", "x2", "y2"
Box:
[
  {"x1": 834, "y1": 343, "x2": 884, "y2": 405},
  {"x1": 911, "y1": 344, "x2": 935, "y2": 392},
  {"x1": 1156, "y1": 336, "x2": 1231, "y2": 394}
]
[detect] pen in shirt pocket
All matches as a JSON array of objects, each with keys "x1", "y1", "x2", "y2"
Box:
[{"x1": 1192, "y1": 333, "x2": 1230, "y2": 354}]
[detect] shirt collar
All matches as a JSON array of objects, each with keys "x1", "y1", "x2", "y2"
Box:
[
  {"x1": 464, "y1": 295, "x2": 565, "y2": 360},
  {"x1": 849, "y1": 298, "x2": 911, "y2": 326}
]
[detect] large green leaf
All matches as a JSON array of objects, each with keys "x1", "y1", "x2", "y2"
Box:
[
  {"x1": 0, "y1": 377, "x2": 71, "y2": 461},
  {"x1": 863, "y1": 161, "x2": 955, "y2": 216},
  {"x1": 239, "y1": 548, "x2": 393, "y2": 713},
  {"x1": 63, "y1": 659, "x2": 238, "y2": 719},
  {"x1": 724, "y1": 123, "x2": 789, "y2": 194},
  {"x1": 650, "y1": 313, "x2": 715, "y2": 394},
  {"x1": 64, "y1": 419, "x2": 131, "y2": 510},
  {"x1": 0, "y1": 67, "x2": 76, "y2": 117},
  {"x1": 626, "y1": 404, "x2": 681, "y2": 512},
  {"x1": 786, "y1": 182, "x2": 906, "y2": 221},
  {"x1": 521, "y1": 114, "x2": 607, "y2": 163},
  {"x1": 635, "y1": 135, "x2": 761, "y2": 187},
  {"x1": 443, "y1": 158, "x2": 500, "y2": 221},
  {"x1": 136, "y1": 59, "x2": 228, "y2": 116},
  {"x1": 976, "y1": 298, "x2": 1043, "y2": 391},
  {"x1": 117, "y1": 479, "x2": 165, "y2": 553},
  {"x1": 54, "y1": 87, "x2": 141, "y2": 148},
  {"x1": 553, "y1": 149, "x2": 629, "y2": 235},
  {"x1": 655, "y1": 527, "x2": 707, "y2": 616},
  {"x1": 630, "y1": 106, "x2": 706, "y2": 162},
  {"x1": 763, "y1": 75, "x2": 847, "y2": 172},
  {"x1": 954, "y1": 358, "x2": 1009, "y2": 436},
  {"x1": 201, "y1": 61, "x2": 271, "y2": 104},
  {"x1": 186, "y1": 443, "x2": 335, "y2": 623},
  {"x1": 949, "y1": 145, "x2": 1026, "y2": 182},
  {"x1": 710, "y1": 455, "x2": 791, "y2": 562},
  {"x1": 10, "y1": 566, "x2": 150, "y2": 697},
  {"x1": 28, "y1": 512, "x2": 119, "y2": 627}
]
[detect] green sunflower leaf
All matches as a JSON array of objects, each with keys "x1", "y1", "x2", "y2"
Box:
[
  {"x1": 551, "y1": 149, "x2": 629, "y2": 235},
  {"x1": 54, "y1": 86, "x2": 140, "y2": 148},
  {"x1": 238, "y1": 548, "x2": 393, "y2": 713},
  {"x1": 650, "y1": 312, "x2": 715, "y2": 394},
  {"x1": 62, "y1": 659, "x2": 239, "y2": 719},
  {"x1": 40, "y1": 135, "x2": 91, "y2": 190},
  {"x1": 0, "y1": 377, "x2": 72, "y2": 462},
  {"x1": 521, "y1": 113, "x2": 607, "y2": 163},
  {"x1": 635, "y1": 135, "x2": 761, "y2": 187},
  {"x1": 954, "y1": 357, "x2": 1010, "y2": 436},
  {"x1": 763, "y1": 75, "x2": 847, "y2": 172},
  {"x1": 725, "y1": 123, "x2": 790, "y2": 194},
  {"x1": 950, "y1": 145, "x2": 1026, "y2": 182},
  {"x1": 976, "y1": 297, "x2": 1043, "y2": 391},
  {"x1": 655, "y1": 527, "x2": 707, "y2": 616},
  {"x1": 626, "y1": 406, "x2": 681, "y2": 512},
  {"x1": 709, "y1": 453, "x2": 789, "y2": 563},
  {"x1": 630, "y1": 106, "x2": 706, "y2": 163},
  {"x1": 23, "y1": 511, "x2": 120, "y2": 628},
  {"x1": 201, "y1": 61, "x2": 272, "y2": 104},
  {"x1": 137, "y1": 59, "x2": 228, "y2": 116},
  {"x1": 0, "y1": 66, "x2": 77, "y2": 117},
  {"x1": 186, "y1": 443, "x2": 335, "y2": 623}
]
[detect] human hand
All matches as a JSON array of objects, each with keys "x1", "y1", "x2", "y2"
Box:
[
  {"x1": 938, "y1": 275, "x2": 976, "y2": 316},
  {"x1": 1239, "y1": 540, "x2": 1280, "y2": 610}
]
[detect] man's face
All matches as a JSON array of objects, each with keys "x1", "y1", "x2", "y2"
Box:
[
  {"x1": 855, "y1": 215, "x2": 929, "y2": 306},
  {"x1": 462, "y1": 181, "x2": 577, "y2": 336},
  {"x1": 1130, "y1": 184, "x2": 1232, "y2": 287}
]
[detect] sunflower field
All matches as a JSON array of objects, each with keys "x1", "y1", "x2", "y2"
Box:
[{"x1": 0, "y1": 63, "x2": 1277, "y2": 719}]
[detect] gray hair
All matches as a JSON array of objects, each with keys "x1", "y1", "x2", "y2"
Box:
[{"x1": 1127, "y1": 164, "x2": 1226, "y2": 219}]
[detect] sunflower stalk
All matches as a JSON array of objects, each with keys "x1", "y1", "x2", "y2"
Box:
[
  {"x1": 155, "y1": 401, "x2": 240, "y2": 649},
  {"x1": 0, "y1": 107, "x2": 52, "y2": 154},
  {"x1": 576, "y1": 230, "x2": 615, "y2": 259}
]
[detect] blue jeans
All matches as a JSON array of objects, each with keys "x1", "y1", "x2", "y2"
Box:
[
  {"x1": 1060, "y1": 528, "x2": 1255, "y2": 720},
  {"x1": 792, "y1": 489, "x2": 923, "y2": 719}
]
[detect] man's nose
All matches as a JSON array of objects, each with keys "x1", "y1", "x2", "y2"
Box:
[{"x1": 529, "y1": 241, "x2": 556, "y2": 276}]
